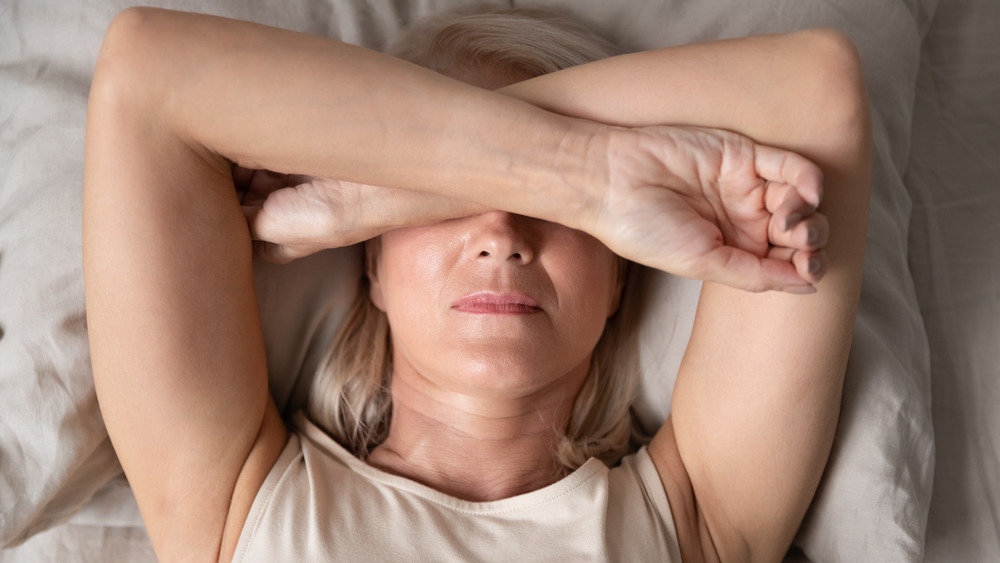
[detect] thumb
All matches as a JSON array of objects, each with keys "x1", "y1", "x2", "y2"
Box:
[
  {"x1": 242, "y1": 205, "x2": 291, "y2": 262},
  {"x1": 243, "y1": 203, "x2": 322, "y2": 263},
  {"x1": 242, "y1": 201, "x2": 292, "y2": 244},
  {"x1": 697, "y1": 245, "x2": 816, "y2": 294}
]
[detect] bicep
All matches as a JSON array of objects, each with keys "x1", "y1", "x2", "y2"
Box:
[
  {"x1": 646, "y1": 271, "x2": 864, "y2": 563},
  {"x1": 648, "y1": 161, "x2": 868, "y2": 561},
  {"x1": 657, "y1": 278, "x2": 861, "y2": 561}
]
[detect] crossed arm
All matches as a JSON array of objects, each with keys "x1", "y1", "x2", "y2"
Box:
[
  {"x1": 84, "y1": 8, "x2": 869, "y2": 562},
  {"x1": 517, "y1": 31, "x2": 869, "y2": 563}
]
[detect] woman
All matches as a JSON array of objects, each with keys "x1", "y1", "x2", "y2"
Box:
[{"x1": 83, "y1": 5, "x2": 870, "y2": 562}]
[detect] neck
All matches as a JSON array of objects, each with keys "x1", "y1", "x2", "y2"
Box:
[{"x1": 366, "y1": 364, "x2": 588, "y2": 502}]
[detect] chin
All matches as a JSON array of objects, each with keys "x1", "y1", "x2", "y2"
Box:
[{"x1": 434, "y1": 344, "x2": 592, "y2": 399}]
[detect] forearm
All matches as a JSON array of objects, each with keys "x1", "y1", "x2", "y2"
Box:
[
  {"x1": 286, "y1": 30, "x2": 853, "y2": 247},
  {"x1": 102, "y1": 7, "x2": 605, "y2": 231}
]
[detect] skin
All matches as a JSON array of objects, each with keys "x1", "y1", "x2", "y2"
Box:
[
  {"x1": 365, "y1": 211, "x2": 622, "y2": 500},
  {"x1": 83, "y1": 8, "x2": 869, "y2": 563}
]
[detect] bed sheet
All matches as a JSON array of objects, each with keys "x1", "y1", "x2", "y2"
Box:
[{"x1": 905, "y1": 0, "x2": 1000, "y2": 560}]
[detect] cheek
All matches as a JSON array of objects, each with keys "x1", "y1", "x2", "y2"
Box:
[
  {"x1": 375, "y1": 229, "x2": 457, "y2": 347},
  {"x1": 553, "y1": 237, "x2": 618, "y2": 312},
  {"x1": 544, "y1": 235, "x2": 620, "y2": 342},
  {"x1": 377, "y1": 226, "x2": 457, "y2": 298}
]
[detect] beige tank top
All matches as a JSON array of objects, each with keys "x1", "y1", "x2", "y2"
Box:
[{"x1": 233, "y1": 412, "x2": 681, "y2": 562}]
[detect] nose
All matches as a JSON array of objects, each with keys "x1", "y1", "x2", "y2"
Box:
[{"x1": 466, "y1": 211, "x2": 535, "y2": 265}]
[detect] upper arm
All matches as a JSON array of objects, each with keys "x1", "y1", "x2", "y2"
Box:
[{"x1": 85, "y1": 9, "x2": 286, "y2": 560}]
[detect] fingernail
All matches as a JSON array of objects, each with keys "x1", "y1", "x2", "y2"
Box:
[
  {"x1": 807, "y1": 226, "x2": 819, "y2": 245},
  {"x1": 785, "y1": 213, "x2": 802, "y2": 232},
  {"x1": 783, "y1": 284, "x2": 817, "y2": 295},
  {"x1": 808, "y1": 256, "x2": 823, "y2": 274}
]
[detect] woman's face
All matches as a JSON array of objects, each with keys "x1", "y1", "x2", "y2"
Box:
[{"x1": 369, "y1": 212, "x2": 621, "y2": 400}]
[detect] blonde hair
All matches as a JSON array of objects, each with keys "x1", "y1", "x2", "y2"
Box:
[
  {"x1": 386, "y1": 5, "x2": 619, "y2": 79},
  {"x1": 308, "y1": 6, "x2": 644, "y2": 471}
]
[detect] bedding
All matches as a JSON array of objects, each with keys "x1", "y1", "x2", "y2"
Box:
[
  {"x1": 7, "y1": 0, "x2": 994, "y2": 560},
  {"x1": 906, "y1": 0, "x2": 1000, "y2": 560}
]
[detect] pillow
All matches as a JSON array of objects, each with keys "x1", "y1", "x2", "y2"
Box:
[
  {"x1": 906, "y1": 0, "x2": 1000, "y2": 559},
  {"x1": 1, "y1": 0, "x2": 116, "y2": 544},
  {"x1": 518, "y1": 0, "x2": 936, "y2": 560}
]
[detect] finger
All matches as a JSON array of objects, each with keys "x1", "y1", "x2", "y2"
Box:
[
  {"x1": 252, "y1": 240, "x2": 301, "y2": 264},
  {"x1": 243, "y1": 203, "x2": 288, "y2": 245},
  {"x1": 233, "y1": 166, "x2": 290, "y2": 203},
  {"x1": 768, "y1": 212, "x2": 829, "y2": 251},
  {"x1": 286, "y1": 173, "x2": 314, "y2": 186},
  {"x1": 764, "y1": 182, "x2": 812, "y2": 218},
  {"x1": 247, "y1": 169, "x2": 293, "y2": 199},
  {"x1": 793, "y1": 248, "x2": 827, "y2": 284},
  {"x1": 767, "y1": 246, "x2": 827, "y2": 284},
  {"x1": 696, "y1": 245, "x2": 816, "y2": 294},
  {"x1": 754, "y1": 146, "x2": 823, "y2": 208},
  {"x1": 237, "y1": 169, "x2": 298, "y2": 208}
]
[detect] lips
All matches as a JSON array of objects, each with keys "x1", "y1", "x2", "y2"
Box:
[{"x1": 451, "y1": 291, "x2": 542, "y2": 315}]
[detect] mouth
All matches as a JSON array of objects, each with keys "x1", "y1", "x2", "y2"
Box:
[{"x1": 451, "y1": 291, "x2": 543, "y2": 315}]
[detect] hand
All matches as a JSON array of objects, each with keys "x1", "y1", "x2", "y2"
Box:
[
  {"x1": 595, "y1": 126, "x2": 828, "y2": 293},
  {"x1": 235, "y1": 167, "x2": 373, "y2": 262},
  {"x1": 233, "y1": 166, "x2": 484, "y2": 263}
]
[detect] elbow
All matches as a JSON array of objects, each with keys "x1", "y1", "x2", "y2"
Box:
[
  {"x1": 782, "y1": 29, "x2": 873, "y2": 221},
  {"x1": 92, "y1": 8, "x2": 150, "y2": 87},
  {"x1": 798, "y1": 29, "x2": 872, "y2": 159},
  {"x1": 89, "y1": 8, "x2": 166, "y2": 115},
  {"x1": 104, "y1": 6, "x2": 160, "y2": 42},
  {"x1": 85, "y1": 7, "x2": 174, "y2": 206}
]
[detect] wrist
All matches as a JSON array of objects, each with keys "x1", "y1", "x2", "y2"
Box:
[
  {"x1": 540, "y1": 120, "x2": 618, "y2": 237},
  {"x1": 562, "y1": 125, "x2": 650, "y2": 252}
]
